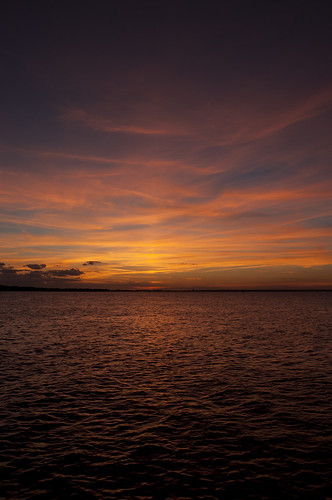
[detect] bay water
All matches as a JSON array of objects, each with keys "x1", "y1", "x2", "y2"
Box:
[{"x1": 0, "y1": 291, "x2": 331, "y2": 499}]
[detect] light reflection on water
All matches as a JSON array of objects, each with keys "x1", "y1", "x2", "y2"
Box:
[{"x1": 0, "y1": 291, "x2": 331, "y2": 499}]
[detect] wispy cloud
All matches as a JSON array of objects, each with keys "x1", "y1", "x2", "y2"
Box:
[
  {"x1": 1, "y1": 75, "x2": 331, "y2": 289},
  {"x1": 61, "y1": 108, "x2": 188, "y2": 136}
]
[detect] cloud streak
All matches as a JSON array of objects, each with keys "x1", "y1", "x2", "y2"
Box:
[
  {"x1": 62, "y1": 109, "x2": 187, "y2": 137},
  {"x1": 0, "y1": 2, "x2": 331, "y2": 288}
]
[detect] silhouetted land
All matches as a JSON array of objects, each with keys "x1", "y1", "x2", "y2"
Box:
[{"x1": 0, "y1": 285, "x2": 330, "y2": 292}]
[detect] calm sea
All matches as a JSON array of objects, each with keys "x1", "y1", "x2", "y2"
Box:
[{"x1": 0, "y1": 291, "x2": 331, "y2": 499}]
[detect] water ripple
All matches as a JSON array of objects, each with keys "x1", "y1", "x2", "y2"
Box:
[{"x1": 0, "y1": 291, "x2": 331, "y2": 499}]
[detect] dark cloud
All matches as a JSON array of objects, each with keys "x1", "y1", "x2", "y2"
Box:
[
  {"x1": 26, "y1": 263, "x2": 47, "y2": 270},
  {"x1": 1, "y1": 265, "x2": 84, "y2": 287},
  {"x1": 0, "y1": 263, "x2": 5, "y2": 266},
  {"x1": 0, "y1": 265, "x2": 17, "y2": 274},
  {"x1": 83, "y1": 261, "x2": 102, "y2": 266},
  {"x1": 47, "y1": 268, "x2": 84, "y2": 277}
]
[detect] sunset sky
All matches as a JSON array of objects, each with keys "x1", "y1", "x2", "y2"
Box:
[{"x1": 1, "y1": 1, "x2": 331, "y2": 289}]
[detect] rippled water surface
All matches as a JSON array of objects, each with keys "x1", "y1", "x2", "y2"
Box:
[{"x1": 0, "y1": 291, "x2": 331, "y2": 499}]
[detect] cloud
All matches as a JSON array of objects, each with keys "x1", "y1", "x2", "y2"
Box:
[
  {"x1": 26, "y1": 263, "x2": 47, "y2": 269},
  {"x1": 0, "y1": 263, "x2": 86, "y2": 288},
  {"x1": 224, "y1": 86, "x2": 332, "y2": 147},
  {"x1": 62, "y1": 109, "x2": 184, "y2": 136},
  {"x1": 47, "y1": 268, "x2": 84, "y2": 277},
  {"x1": 83, "y1": 261, "x2": 102, "y2": 266},
  {"x1": 0, "y1": 264, "x2": 83, "y2": 278},
  {"x1": 0, "y1": 265, "x2": 17, "y2": 274}
]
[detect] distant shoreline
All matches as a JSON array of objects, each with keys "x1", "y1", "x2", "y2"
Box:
[{"x1": 0, "y1": 285, "x2": 331, "y2": 292}]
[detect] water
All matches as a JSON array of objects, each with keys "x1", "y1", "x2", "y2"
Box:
[{"x1": 0, "y1": 291, "x2": 331, "y2": 499}]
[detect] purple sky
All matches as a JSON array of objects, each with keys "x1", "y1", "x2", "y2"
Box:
[{"x1": 1, "y1": 1, "x2": 331, "y2": 288}]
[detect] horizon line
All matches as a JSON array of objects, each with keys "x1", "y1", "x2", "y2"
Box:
[{"x1": 1, "y1": 285, "x2": 331, "y2": 292}]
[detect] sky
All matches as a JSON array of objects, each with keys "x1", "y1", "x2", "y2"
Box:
[{"x1": 0, "y1": 0, "x2": 331, "y2": 289}]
